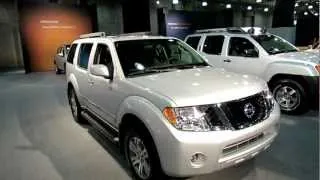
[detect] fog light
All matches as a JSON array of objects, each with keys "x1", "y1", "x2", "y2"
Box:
[{"x1": 190, "y1": 153, "x2": 206, "y2": 167}]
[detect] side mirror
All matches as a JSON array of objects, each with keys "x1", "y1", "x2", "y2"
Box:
[
  {"x1": 90, "y1": 65, "x2": 111, "y2": 79},
  {"x1": 245, "y1": 49, "x2": 258, "y2": 57}
]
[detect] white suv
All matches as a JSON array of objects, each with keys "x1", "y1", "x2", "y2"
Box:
[
  {"x1": 185, "y1": 27, "x2": 319, "y2": 114},
  {"x1": 66, "y1": 32, "x2": 280, "y2": 180}
]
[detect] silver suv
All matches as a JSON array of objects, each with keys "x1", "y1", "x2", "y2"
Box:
[
  {"x1": 185, "y1": 27, "x2": 319, "y2": 114},
  {"x1": 66, "y1": 32, "x2": 280, "y2": 180},
  {"x1": 54, "y1": 44, "x2": 70, "y2": 74}
]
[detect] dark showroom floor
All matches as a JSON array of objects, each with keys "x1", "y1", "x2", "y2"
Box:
[{"x1": 0, "y1": 72, "x2": 318, "y2": 180}]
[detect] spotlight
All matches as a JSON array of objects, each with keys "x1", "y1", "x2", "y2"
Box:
[
  {"x1": 256, "y1": 0, "x2": 262, "y2": 3},
  {"x1": 293, "y1": 20, "x2": 297, "y2": 25},
  {"x1": 295, "y1": 3, "x2": 299, "y2": 7},
  {"x1": 226, "y1": 4, "x2": 232, "y2": 9},
  {"x1": 173, "y1": 0, "x2": 178, "y2": 4},
  {"x1": 294, "y1": 10, "x2": 296, "y2": 14},
  {"x1": 202, "y1": 1, "x2": 208, "y2": 7},
  {"x1": 315, "y1": 13, "x2": 319, "y2": 16},
  {"x1": 264, "y1": 8, "x2": 269, "y2": 12},
  {"x1": 308, "y1": 5, "x2": 313, "y2": 9},
  {"x1": 304, "y1": 11, "x2": 308, "y2": 15},
  {"x1": 156, "y1": 0, "x2": 160, "y2": 5},
  {"x1": 247, "y1": 6, "x2": 252, "y2": 10}
]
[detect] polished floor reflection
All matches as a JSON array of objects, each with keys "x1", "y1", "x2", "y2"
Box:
[{"x1": 0, "y1": 72, "x2": 318, "y2": 180}]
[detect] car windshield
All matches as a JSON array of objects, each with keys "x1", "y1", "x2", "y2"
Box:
[
  {"x1": 252, "y1": 34, "x2": 298, "y2": 55},
  {"x1": 115, "y1": 39, "x2": 209, "y2": 77}
]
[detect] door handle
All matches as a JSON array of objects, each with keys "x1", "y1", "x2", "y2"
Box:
[
  {"x1": 88, "y1": 79, "x2": 94, "y2": 85},
  {"x1": 223, "y1": 59, "x2": 232, "y2": 63}
]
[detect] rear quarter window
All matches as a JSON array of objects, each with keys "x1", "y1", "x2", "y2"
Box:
[
  {"x1": 67, "y1": 44, "x2": 78, "y2": 64},
  {"x1": 186, "y1": 36, "x2": 201, "y2": 50}
]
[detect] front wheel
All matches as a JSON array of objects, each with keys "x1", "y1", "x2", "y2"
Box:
[
  {"x1": 124, "y1": 129, "x2": 164, "y2": 180},
  {"x1": 272, "y1": 79, "x2": 308, "y2": 114}
]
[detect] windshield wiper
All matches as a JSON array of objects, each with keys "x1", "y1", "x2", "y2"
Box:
[
  {"x1": 127, "y1": 68, "x2": 172, "y2": 77},
  {"x1": 151, "y1": 63, "x2": 208, "y2": 70}
]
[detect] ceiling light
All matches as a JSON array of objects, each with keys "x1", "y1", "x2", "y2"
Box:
[
  {"x1": 294, "y1": 10, "x2": 296, "y2": 14},
  {"x1": 256, "y1": 0, "x2": 262, "y2": 3},
  {"x1": 226, "y1": 4, "x2": 232, "y2": 9},
  {"x1": 173, "y1": 0, "x2": 178, "y2": 4},
  {"x1": 264, "y1": 8, "x2": 269, "y2": 12},
  {"x1": 247, "y1": 6, "x2": 252, "y2": 10},
  {"x1": 304, "y1": 11, "x2": 308, "y2": 15},
  {"x1": 293, "y1": 20, "x2": 297, "y2": 25},
  {"x1": 308, "y1": 5, "x2": 313, "y2": 9},
  {"x1": 295, "y1": 3, "x2": 299, "y2": 7},
  {"x1": 202, "y1": 1, "x2": 208, "y2": 6},
  {"x1": 156, "y1": 0, "x2": 160, "y2": 5},
  {"x1": 315, "y1": 13, "x2": 319, "y2": 16}
]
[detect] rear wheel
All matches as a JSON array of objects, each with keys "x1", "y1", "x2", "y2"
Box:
[
  {"x1": 68, "y1": 88, "x2": 85, "y2": 123},
  {"x1": 272, "y1": 79, "x2": 308, "y2": 114},
  {"x1": 55, "y1": 65, "x2": 62, "y2": 74}
]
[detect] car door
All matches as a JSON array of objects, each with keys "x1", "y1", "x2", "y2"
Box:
[
  {"x1": 74, "y1": 43, "x2": 94, "y2": 106},
  {"x1": 199, "y1": 35, "x2": 227, "y2": 68},
  {"x1": 87, "y1": 43, "x2": 119, "y2": 126},
  {"x1": 223, "y1": 36, "x2": 265, "y2": 76}
]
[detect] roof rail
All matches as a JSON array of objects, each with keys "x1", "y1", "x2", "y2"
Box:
[
  {"x1": 195, "y1": 27, "x2": 246, "y2": 34},
  {"x1": 118, "y1": 32, "x2": 152, "y2": 36},
  {"x1": 80, "y1": 32, "x2": 106, "y2": 39}
]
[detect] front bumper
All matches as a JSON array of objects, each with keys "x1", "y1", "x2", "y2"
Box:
[
  {"x1": 156, "y1": 104, "x2": 280, "y2": 177},
  {"x1": 303, "y1": 76, "x2": 319, "y2": 109}
]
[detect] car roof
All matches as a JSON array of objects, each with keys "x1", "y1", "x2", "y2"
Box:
[{"x1": 72, "y1": 35, "x2": 177, "y2": 44}]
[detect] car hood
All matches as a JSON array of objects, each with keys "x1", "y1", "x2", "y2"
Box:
[
  {"x1": 273, "y1": 51, "x2": 320, "y2": 64},
  {"x1": 128, "y1": 67, "x2": 267, "y2": 107}
]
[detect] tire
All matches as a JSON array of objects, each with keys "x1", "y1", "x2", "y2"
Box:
[
  {"x1": 124, "y1": 128, "x2": 165, "y2": 180},
  {"x1": 56, "y1": 65, "x2": 62, "y2": 74},
  {"x1": 68, "y1": 88, "x2": 86, "y2": 123},
  {"x1": 272, "y1": 79, "x2": 308, "y2": 114}
]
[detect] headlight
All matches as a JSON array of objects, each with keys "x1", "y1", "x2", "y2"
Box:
[
  {"x1": 163, "y1": 105, "x2": 231, "y2": 132},
  {"x1": 262, "y1": 89, "x2": 275, "y2": 112}
]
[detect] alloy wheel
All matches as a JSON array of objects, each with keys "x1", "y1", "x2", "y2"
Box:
[
  {"x1": 275, "y1": 85, "x2": 300, "y2": 111},
  {"x1": 128, "y1": 136, "x2": 151, "y2": 180}
]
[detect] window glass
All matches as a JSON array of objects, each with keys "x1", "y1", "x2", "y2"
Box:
[
  {"x1": 228, "y1": 37, "x2": 259, "y2": 57},
  {"x1": 78, "y1": 43, "x2": 93, "y2": 69},
  {"x1": 67, "y1": 44, "x2": 77, "y2": 64},
  {"x1": 93, "y1": 44, "x2": 114, "y2": 75},
  {"x1": 203, "y1": 36, "x2": 225, "y2": 55},
  {"x1": 115, "y1": 39, "x2": 208, "y2": 77},
  {"x1": 186, "y1": 36, "x2": 201, "y2": 49},
  {"x1": 252, "y1": 34, "x2": 297, "y2": 55}
]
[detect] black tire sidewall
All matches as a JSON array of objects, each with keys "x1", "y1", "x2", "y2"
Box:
[
  {"x1": 272, "y1": 79, "x2": 307, "y2": 114},
  {"x1": 124, "y1": 129, "x2": 163, "y2": 180},
  {"x1": 68, "y1": 88, "x2": 82, "y2": 123}
]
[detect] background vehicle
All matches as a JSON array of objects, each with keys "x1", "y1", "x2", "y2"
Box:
[
  {"x1": 185, "y1": 27, "x2": 320, "y2": 114},
  {"x1": 54, "y1": 44, "x2": 70, "y2": 74},
  {"x1": 66, "y1": 32, "x2": 280, "y2": 180}
]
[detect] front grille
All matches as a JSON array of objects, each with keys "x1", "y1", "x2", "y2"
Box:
[
  {"x1": 204, "y1": 92, "x2": 273, "y2": 130},
  {"x1": 220, "y1": 92, "x2": 272, "y2": 130},
  {"x1": 222, "y1": 133, "x2": 264, "y2": 155}
]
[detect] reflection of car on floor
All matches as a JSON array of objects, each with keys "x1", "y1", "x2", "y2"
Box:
[
  {"x1": 66, "y1": 32, "x2": 280, "y2": 180},
  {"x1": 185, "y1": 27, "x2": 320, "y2": 114},
  {"x1": 54, "y1": 44, "x2": 70, "y2": 74}
]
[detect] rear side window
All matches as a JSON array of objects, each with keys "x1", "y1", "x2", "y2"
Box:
[
  {"x1": 186, "y1": 36, "x2": 201, "y2": 49},
  {"x1": 78, "y1": 43, "x2": 93, "y2": 69},
  {"x1": 203, "y1": 35, "x2": 225, "y2": 55},
  {"x1": 93, "y1": 44, "x2": 114, "y2": 76},
  {"x1": 67, "y1": 44, "x2": 77, "y2": 64}
]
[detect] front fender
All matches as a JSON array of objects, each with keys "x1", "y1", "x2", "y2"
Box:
[
  {"x1": 263, "y1": 62, "x2": 318, "y2": 81},
  {"x1": 116, "y1": 96, "x2": 176, "y2": 172}
]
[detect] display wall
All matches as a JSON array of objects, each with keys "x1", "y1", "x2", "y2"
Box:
[{"x1": 20, "y1": 4, "x2": 93, "y2": 72}]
